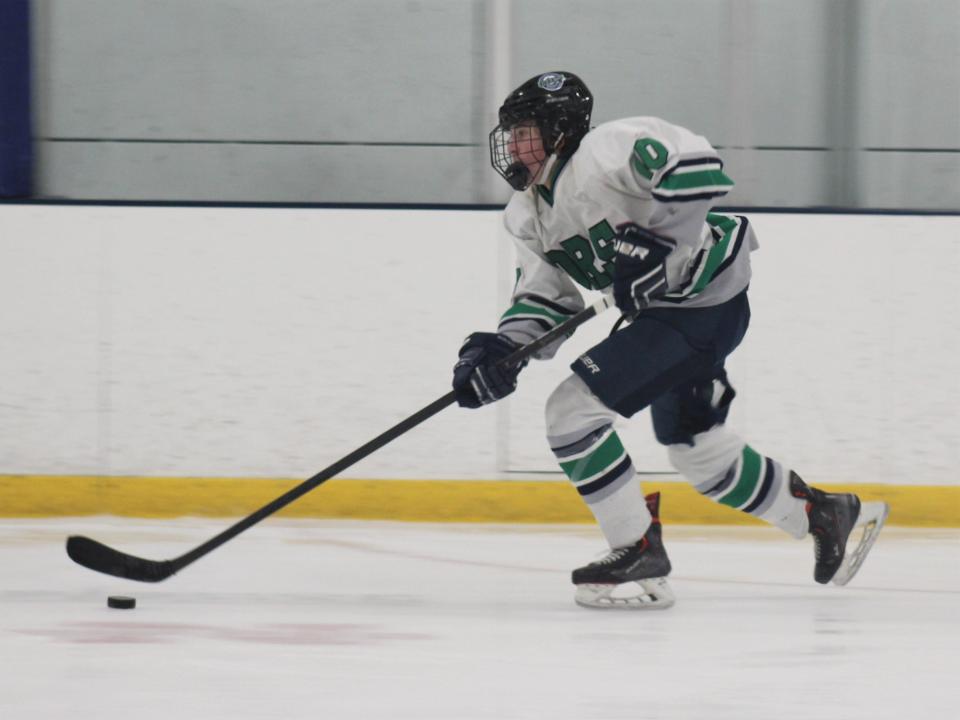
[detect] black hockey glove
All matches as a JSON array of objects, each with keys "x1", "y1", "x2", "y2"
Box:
[
  {"x1": 612, "y1": 222, "x2": 677, "y2": 317},
  {"x1": 452, "y1": 332, "x2": 527, "y2": 409}
]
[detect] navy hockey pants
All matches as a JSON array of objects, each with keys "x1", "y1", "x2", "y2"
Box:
[{"x1": 570, "y1": 290, "x2": 751, "y2": 446}]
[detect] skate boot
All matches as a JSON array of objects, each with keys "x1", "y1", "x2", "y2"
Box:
[
  {"x1": 789, "y1": 472, "x2": 889, "y2": 586},
  {"x1": 572, "y1": 492, "x2": 675, "y2": 609}
]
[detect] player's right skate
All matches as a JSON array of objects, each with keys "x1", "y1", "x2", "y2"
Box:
[
  {"x1": 572, "y1": 492, "x2": 675, "y2": 610},
  {"x1": 789, "y1": 472, "x2": 889, "y2": 586}
]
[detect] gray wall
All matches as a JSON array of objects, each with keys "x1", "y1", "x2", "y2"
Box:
[{"x1": 31, "y1": 0, "x2": 960, "y2": 208}]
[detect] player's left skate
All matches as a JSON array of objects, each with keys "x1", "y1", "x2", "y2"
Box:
[
  {"x1": 572, "y1": 492, "x2": 675, "y2": 610},
  {"x1": 789, "y1": 472, "x2": 889, "y2": 586}
]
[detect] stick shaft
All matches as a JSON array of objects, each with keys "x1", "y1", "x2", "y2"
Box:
[
  {"x1": 176, "y1": 295, "x2": 612, "y2": 570},
  {"x1": 174, "y1": 296, "x2": 612, "y2": 570},
  {"x1": 67, "y1": 295, "x2": 614, "y2": 580},
  {"x1": 175, "y1": 391, "x2": 456, "y2": 569}
]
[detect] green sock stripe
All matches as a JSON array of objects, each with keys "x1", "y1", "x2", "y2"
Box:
[
  {"x1": 558, "y1": 431, "x2": 625, "y2": 483},
  {"x1": 719, "y1": 445, "x2": 763, "y2": 509}
]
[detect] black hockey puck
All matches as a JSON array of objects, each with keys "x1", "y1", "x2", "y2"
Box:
[{"x1": 107, "y1": 595, "x2": 136, "y2": 609}]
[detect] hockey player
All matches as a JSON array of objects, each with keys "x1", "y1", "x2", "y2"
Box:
[{"x1": 452, "y1": 71, "x2": 888, "y2": 609}]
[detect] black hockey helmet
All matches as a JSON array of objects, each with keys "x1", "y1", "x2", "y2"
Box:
[{"x1": 489, "y1": 71, "x2": 594, "y2": 190}]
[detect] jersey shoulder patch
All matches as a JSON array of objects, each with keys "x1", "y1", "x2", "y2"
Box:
[{"x1": 584, "y1": 117, "x2": 734, "y2": 203}]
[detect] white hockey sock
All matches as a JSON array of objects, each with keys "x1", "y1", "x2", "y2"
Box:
[
  {"x1": 669, "y1": 425, "x2": 809, "y2": 539},
  {"x1": 545, "y1": 375, "x2": 653, "y2": 548},
  {"x1": 550, "y1": 424, "x2": 651, "y2": 548},
  {"x1": 585, "y1": 474, "x2": 652, "y2": 549}
]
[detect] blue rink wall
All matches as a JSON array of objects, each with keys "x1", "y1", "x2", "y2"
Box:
[
  {"x1": 0, "y1": 204, "x2": 958, "y2": 525},
  {"x1": 0, "y1": 0, "x2": 32, "y2": 197}
]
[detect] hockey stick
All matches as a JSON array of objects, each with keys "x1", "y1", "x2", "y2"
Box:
[{"x1": 66, "y1": 295, "x2": 615, "y2": 582}]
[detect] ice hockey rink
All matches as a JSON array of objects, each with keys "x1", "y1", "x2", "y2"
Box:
[{"x1": 1, "y1": 517, "x2": 956, "y2": 720}]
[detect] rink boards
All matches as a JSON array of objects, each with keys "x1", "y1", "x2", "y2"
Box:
[
  {"x1": 1, "y1": 475, "x2": 957, "y2": 527},
  {"x1": 1, "y1": 205, "x2": 958, "y2": 525}
]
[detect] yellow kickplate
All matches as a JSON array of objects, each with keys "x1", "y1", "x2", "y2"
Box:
[{"x1": 0, "y1": 475, "x2": 956, "y2": 527}]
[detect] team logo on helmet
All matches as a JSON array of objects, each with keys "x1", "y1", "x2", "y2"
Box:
[{"x1": 537, "y1": 72, "x2": 566, "y2": 92}]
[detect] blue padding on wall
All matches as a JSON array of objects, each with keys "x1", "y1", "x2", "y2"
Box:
[{"x1": 0, "y1": 0, "x2": 32, "y2": 197}]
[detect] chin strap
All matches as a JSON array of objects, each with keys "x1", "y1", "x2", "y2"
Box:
[{"x1": 504, "y1": 162, "x2": 531, "y2": 191}]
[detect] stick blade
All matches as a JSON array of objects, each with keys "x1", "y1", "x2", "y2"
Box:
[{"x1": 66, "y1": 535, "x2": 177, "y2": 583}]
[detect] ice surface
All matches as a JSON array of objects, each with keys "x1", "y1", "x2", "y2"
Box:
[{"x1": 1, "y1": 518, "x2": 957, "y2": 720}]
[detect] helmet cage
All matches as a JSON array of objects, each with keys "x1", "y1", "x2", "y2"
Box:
[
  {"x1": 488, "y1": 72, "x2": 593, "y2": 191},
  {"x1": 489, "y1": 123, "x2": 546, "y2": 191}
]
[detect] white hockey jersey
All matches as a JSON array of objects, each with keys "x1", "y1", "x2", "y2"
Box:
[{"x1": 497, "y1": 116, "x2": 757, "y2": 355}]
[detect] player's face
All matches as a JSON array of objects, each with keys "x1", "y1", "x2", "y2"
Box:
[{"x1": 507, "y1": 121, "x2": 547, "y2": 181}]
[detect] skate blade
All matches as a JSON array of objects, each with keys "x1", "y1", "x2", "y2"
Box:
[
  {"x1": 832, "y1": 501, "x2": 890, "y2": 586},
  {"x1": 574, "y1": 577, "x2": 675, "y2": 610}
]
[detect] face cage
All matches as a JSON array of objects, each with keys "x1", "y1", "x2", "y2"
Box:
[{"x1": 489, "y1": 124, "x2": 533, "y2": 191}]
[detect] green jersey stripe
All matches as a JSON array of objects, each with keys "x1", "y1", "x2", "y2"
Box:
[
  {"x1": 719, "y1": 445, "x2": 764, "y2": 509},
  {"x1": 706, "y1": 212, "x2": 738, "y2": 233},
  {"x1": 691, "y1": 227, "x2": 735, "y2": 294},
  {"x1": 500, "y1": 301, "x2": 569, "y2": 326},
  {"x1": 657, "y1": 168, "x2": 734, "y2": 193},
  {"x1": 663, "y1": 214, "x2": 743, "y2": 300}
]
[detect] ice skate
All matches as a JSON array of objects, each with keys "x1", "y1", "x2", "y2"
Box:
[
  {"x1": 789, "y1": 472, "x2": 889, "y2": 586},
  {"x1": 572, "y1": 492, "x2": 675, "y2": 609}
]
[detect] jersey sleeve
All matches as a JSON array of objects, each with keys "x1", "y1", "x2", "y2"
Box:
[
  {"x1": 581, "y1": 118, "x2": 741, "y2": 303},
  {"x1": 628, "y1": 137, "x2": 733, "y2": 204},
  {"x1": 497, "y1": 198, "x2": 585, "y2": 360},
  {"x1": 594, "y1": 117, "x2": 735, "y2": 204}
]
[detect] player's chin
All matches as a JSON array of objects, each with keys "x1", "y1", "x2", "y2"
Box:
[{"x1": 526, "y1": 161, "x2": 547, "y2": 183}]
